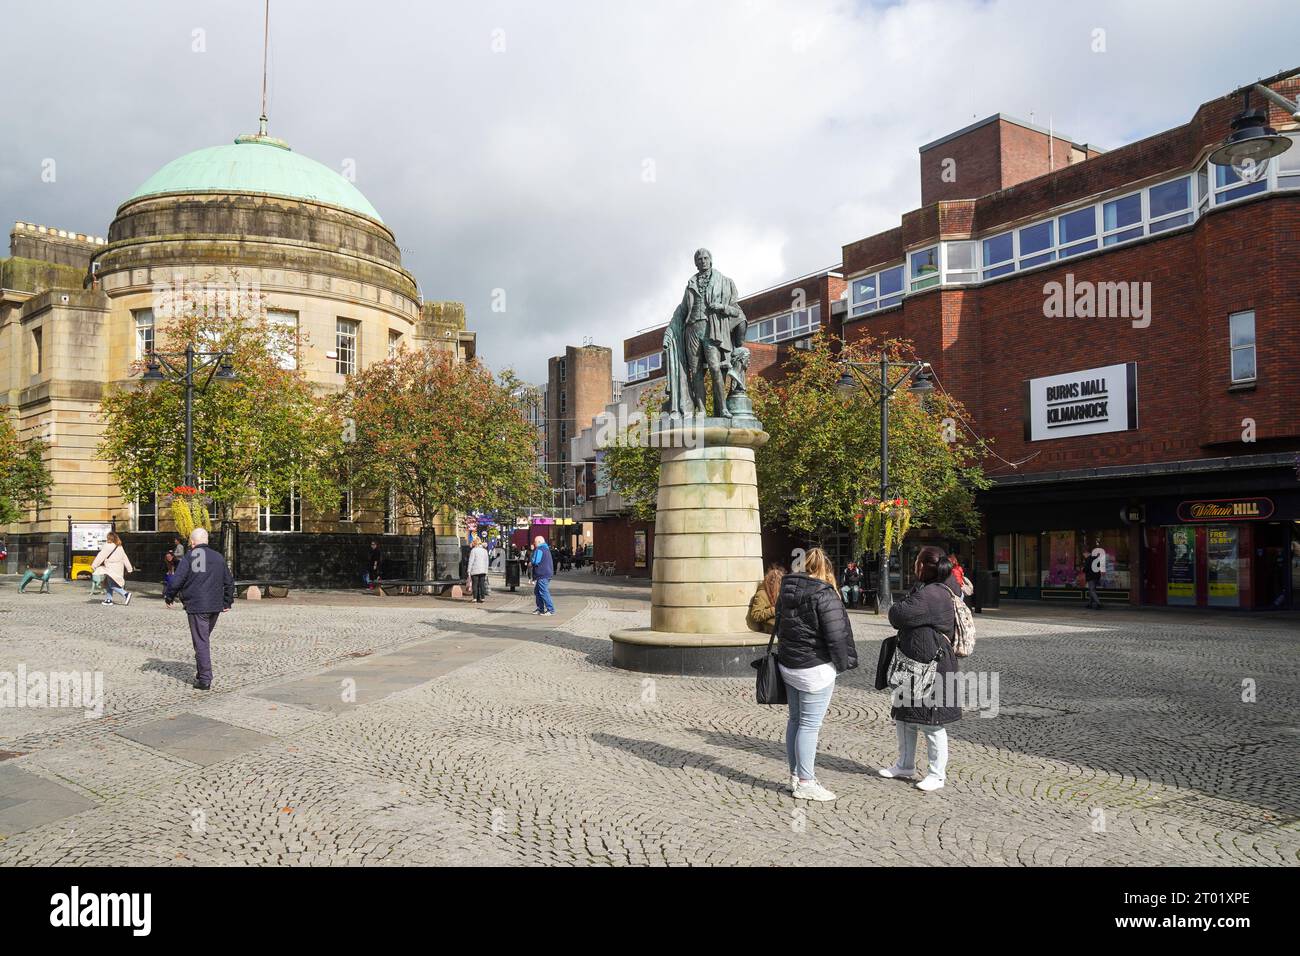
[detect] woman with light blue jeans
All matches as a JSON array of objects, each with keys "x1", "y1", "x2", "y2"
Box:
[{"x1": 774, "y1": 548, "x2": 858, "y2": 802}]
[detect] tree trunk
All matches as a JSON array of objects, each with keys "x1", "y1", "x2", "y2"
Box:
[{"x1": 417, "y1": 526, "x2": 438, "y2": 582}]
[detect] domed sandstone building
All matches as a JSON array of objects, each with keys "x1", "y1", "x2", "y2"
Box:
[{"x1": 0, "y1": 128, "x2": 475, "y2": 581}]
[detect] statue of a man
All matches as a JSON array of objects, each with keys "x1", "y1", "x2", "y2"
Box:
[{"x1": 662, "y1": 248, "x2": 745, "y2": 419}]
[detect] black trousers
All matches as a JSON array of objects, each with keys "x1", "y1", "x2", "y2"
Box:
[{"x1": 472, "y1": 573, "x2": 487, "y2": 602}]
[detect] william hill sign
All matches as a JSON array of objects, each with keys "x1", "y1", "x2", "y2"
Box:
[{"x1": 1176, "y1": 498, "x2": 1274, "y2": 522}]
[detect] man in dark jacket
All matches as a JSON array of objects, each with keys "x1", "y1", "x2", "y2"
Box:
[
  {"x1": 164, "y1": 528, "x2": 235, "y2": 690},
  {"x1": 531, "y1": 536, "x2": 555, "y2": 615}
]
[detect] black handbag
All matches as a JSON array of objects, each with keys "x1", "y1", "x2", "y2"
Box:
[
  {"x1": 874, "y1": 634, "x2": 898, "y2": 691},
  {"x1": 751, "y1": 631, "x2": 787, "y2": 705}
]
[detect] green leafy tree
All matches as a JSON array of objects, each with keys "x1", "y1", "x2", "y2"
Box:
[
  {"x1": 339, "y1": 347, "x2": 546, "y2": 580},
  {"x1": 97, "y1": 271, "x2": 343, "y2": 571},
  {"x1": 600, "y1": 383, "x2": 665, "y2": 523},
  {"x1": 0, "y1": 417, "x2": 52, "y2": 525},
  {"x1": 749, "y1": 331, "x2": 988, "y2": 543}
]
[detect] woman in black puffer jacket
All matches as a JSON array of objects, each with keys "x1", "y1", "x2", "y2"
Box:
[
  {"x1": 880, "y1": 545, "x2": 962, "y2": 792},
  {"x1": 774, "y1": 547, "x2": 858, "y2": 802}
]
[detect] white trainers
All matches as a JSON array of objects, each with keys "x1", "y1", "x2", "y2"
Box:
[
  {"x1": 792, "y1": 780, "x2": 836, "y2": 802},
  {"x1": 789, "y1": 774, "x2": 799, "y2": 791},
  {"x1": 878, "y1": 765, "x2": 917, "y2": 780},
  {"x1": 101, "y1": 598, "x2": 113, "y2": 606},
  {"x1": 123, "y1": 591, "x2": 132, "y2": 606},
  {"x1": 915, "y1": 775, "x2": 945, "y2": 792}
]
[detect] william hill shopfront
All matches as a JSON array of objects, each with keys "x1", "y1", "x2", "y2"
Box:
[
  {"x1": 980, "y1": 359, "x2": 1299, "y2": 611},
  {"x1": 983, "y1": 463, "x2": 1300, "y2": 612}
]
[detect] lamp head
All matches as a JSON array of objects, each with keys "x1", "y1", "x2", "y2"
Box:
[{"x1": 1208, "y1": 107, "x2": 1291, "y2": 172}]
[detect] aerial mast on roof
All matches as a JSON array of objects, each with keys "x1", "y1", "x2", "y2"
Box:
[{"x1": 258, "y1": 0, "x2": 270, "y2": 137}]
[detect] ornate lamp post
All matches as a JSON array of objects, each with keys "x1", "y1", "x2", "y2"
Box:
[
  {"x1": 140, "y1": 344, "x2": 236, "y2": 488},
  {"x1": 837, "y1": 354, "x2": 933, "y2": 614}
]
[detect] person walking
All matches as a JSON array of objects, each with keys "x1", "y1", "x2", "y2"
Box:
[
  {"x1": 746, "y1": 563, "x2": 785, "y2": 634},
  {"x1": 467, "y1": 536, "x2": 490, "y2": 603},
  {"x1": 1083, "y1": 544, "x2": 1104, "y2": 609},
  {"x1": 164, "y1": 527, "x2": 235, "y2": 691},
  {"x1": 363, "y1": 540, "x2": 383, "y2": 590},
  {"x1": 880, "y1": 545, "x2": 962, "y2": 792},
  {"x1": 948, "y1": 551, "x2": 975, "y2": 602},
  {"x1": 531, "y1": 535, "x2": 555, "y2": 615},
  {"x1": 163, "y1": 550, "x2": 178, "y2": 590},
  {"x1": 91, "y1": 532, "x2": 134, "y2": 606},
  {"x1": 841, "y1": 561, "x2": 863, "y2": 608},
  {"x1": 775, "y1": 547, "x2": 858, "y2": 802}
]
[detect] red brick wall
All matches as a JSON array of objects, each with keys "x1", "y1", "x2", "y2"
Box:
[{"x1": 843, "y1": 193, "x2": 1300, "y2": 477}]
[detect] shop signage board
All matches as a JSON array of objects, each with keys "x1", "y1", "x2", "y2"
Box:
[
  {"x1": 1176, "y1": 497, "x2": 1274, "y2": 522},
  {"x1": 1023, "y1": 362, "x2": 1138, "y2": 442}
]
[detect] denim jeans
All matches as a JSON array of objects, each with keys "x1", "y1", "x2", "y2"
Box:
[
  {"x1": 895, "y1": 720, "x2": 948, "y2": 782},
  {"x1": 534, "y1": 576, "x2": 555, "y2": 613},
  {"x1": 104, "y1": 579, "x2": 128, "y2": 602},
  {"x1": 785, "y1": 682, "x2": 835, "y2": 781}
]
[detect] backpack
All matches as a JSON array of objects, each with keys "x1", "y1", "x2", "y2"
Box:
[{"x1": 950, "y1": 590, "x2": 976, "y2": 657}]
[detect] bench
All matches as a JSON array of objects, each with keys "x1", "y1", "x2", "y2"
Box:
[
  {"x1": 234, "y1": 579, "x2": 291, "y2": 599},
  {"x1": 374, "y1": 578, "x2": 465, "y2": 597}
]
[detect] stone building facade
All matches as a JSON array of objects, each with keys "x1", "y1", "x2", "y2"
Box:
[{"x1": 1, "y1": 129, "x2": 475, "y2": 581}]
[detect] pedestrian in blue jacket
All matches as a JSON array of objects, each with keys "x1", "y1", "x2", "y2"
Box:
[
  {"x1": 531, "y1": 536, "x2": 555, "y2": 616},
  {"x1": 163, "y1": 527, "x2": 235, "y2": 690}
]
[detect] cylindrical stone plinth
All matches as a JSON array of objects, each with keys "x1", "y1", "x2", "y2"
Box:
[{"x1": 611, "y1": 422, "x2": 770, "y2": 676}]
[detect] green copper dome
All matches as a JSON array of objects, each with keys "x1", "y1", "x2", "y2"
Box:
[{"x1": 127, "y1": 134, "x2": 382, "y2": 222}]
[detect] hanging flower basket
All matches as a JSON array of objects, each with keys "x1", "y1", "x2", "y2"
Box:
[
  {"x1": 165, "y1": 486, "x2": 213, "y2": 538},
  {"x1": 855, "y1": 496, "x2": 910, "y2": 556}
]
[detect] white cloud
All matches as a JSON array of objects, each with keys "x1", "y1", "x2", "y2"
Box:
[{"x1": 1, "y1": 0, "x2": 1297, "y2": 383}]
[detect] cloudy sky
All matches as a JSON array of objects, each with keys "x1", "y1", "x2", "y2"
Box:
[{"x1": 3, "y1": 0, "x2": 1298, "y2": 381}]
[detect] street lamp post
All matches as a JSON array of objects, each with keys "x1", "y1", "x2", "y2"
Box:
[
  {"x1": 140, "y1": 343, "x2": 236, "y2": 488},
  {"x1": 837, "y1": 355, "x2": 933, "y2": 615}
]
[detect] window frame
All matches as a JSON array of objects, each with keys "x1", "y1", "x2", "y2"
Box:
[
  {"x1": 1228, "y1": 310, "x2": 1257, "y2": 385},
  {"x1": 133, "y1": 308, "x2": 155, "y2": 360},
  {"x1": 134, "y1": 490, "x2": 157, "y2": 532},
  {"x1": 268, "y1": 308, "x2": 298, "y2": 370},
  {"x1": 259, "y1": 487, "x2": 303, "y2": 533},
  {"x1": 335, "y1": 318, "x2": 358, "y2": 375},
  {"x1": 909, "y1": 246, "x2": 941, "y2": 291}
]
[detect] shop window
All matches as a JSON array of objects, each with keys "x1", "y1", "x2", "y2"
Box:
[
  {"x1": 1166, "y1": 526, "x2": 1196, "y2": 605},
  {"x1": 1206, "y1": 525, "x2": 1241, "y2": 608},
  {"x1": 1086, "y1": 529, "x2": 1131, "y2": 590},
  {"x1": 1014, "y1": 533, "x2": 1040, "y2": 589},
  {"x1": 993, "y1": 535, "x2": 1011, "y2": 580},
  {"x1": 1041, "y1": 531, "x2": 1079, "y2": 587},
  {"x1": 1229, "y1": 310, "x2": 1256, "y2": 383}
]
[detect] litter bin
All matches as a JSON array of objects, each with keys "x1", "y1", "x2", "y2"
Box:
[
  {"x1": 976, "y1": 570, "x2": 1000, "y2": 609},
  {"x1": 505, "y1": 557, "x2": 523, "y2": 591}
]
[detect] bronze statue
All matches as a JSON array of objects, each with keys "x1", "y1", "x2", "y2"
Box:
[{"x1": 663, "y1": 248, "x2": 748, "y2": 419}]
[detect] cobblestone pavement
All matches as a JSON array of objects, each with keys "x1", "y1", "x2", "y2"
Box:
[{"x1": 0, "y1": 573, "x2": 1296, "y2": 866}]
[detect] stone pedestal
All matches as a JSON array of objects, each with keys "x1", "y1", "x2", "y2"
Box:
[{"x1": 611, "y1": 420, "x2": 769, "y2": 676}]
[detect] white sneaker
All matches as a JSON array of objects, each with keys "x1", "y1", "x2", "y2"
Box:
[
  {"x1": 789, "y1": 774, "x2": 799, "y2": 791},
  {"x1": 878, "y1": 765, "x2": 917, "y2": 780},
  {"x1": 792, "y1": 780, "x2": 836, "y2": 802},
  {"x1": 915, "y1": 775, "x2": 944, "y2": 792},
  {"x1": 123, "y1": 591, "x2": 132, "y2": 606},
  {"x1": 101, "y1": 598, "x2": 113, "y2": 606}
]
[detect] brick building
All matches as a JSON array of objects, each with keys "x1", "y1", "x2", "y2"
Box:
[
  {"x1": 837, "y1": 69, "x2": 1300, "y2": 610},
  {"x1": 582, "y1": 70, "x2": 1300, "y2": 609}
]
